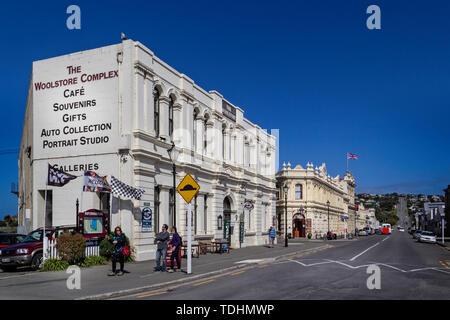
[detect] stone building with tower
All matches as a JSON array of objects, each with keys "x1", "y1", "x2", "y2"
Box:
[{"x1": 18, "y1": 39, "x2": 277, "y2": 261}]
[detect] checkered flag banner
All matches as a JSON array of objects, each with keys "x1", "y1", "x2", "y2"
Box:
[{"x1": 110, "y1": 176, "x2": 145, "y2": 200}]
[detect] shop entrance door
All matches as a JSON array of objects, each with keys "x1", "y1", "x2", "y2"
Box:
[{"x1": 293, "y1": 218, "x2": 306, "y2": 238}]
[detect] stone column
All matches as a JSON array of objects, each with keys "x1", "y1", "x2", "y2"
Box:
[
  {"x1": 181, "y1": 97, "x2": 192, "y2": 151},
  {"x1": 206, "y1": 121, "x2": 214, "y2": 157},
  {"x1": 223, "y1": 130, "x2": 229, "y2": 161},
  {"x1": 230, "y1": 134, "x2": 235, "y2": 164},
  {"x1": 196, "y1": 195, "x2": 205, "y2": 235},
  {"x1": 172, "y1": 101, "x2": 183, "y2": 147},
  {"x1": 145, "y1": 75, "x2": 155, "y2": 136},
  {"x1": 135, "y1": 72, "x2": 145, "y2": 131},
  {"x1": 195, "y1": 116, "x2": 203, "y2": 154}
]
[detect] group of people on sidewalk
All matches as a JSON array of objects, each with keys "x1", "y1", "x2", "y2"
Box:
[
  {"x1": 107, "y1": 224, "x2": 183, "y2": 276},
  {"x1": 107, "y1": 224, "x2": 277, "y2": 276},
  {"x1": 154, "y1": 224, "x2": 182, "y2": 273}
]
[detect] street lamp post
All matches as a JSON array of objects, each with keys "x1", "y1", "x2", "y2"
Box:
[
  {"x1": 283, "y1": 184, "x2": 288, "y2": 247},
  {"x1": 441, "y1": 212, "x2": 446, "y2": 245},
  {"x1": 327, "y1": 200, "x2": 330, "y2": 233},
  {"x1": 167, "y1": 142, "x2": 178, "y2": 227}
]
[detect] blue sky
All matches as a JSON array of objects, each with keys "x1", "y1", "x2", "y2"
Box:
[{"x1": 0, "y1": 0, "x2": 449, "y2": 218}]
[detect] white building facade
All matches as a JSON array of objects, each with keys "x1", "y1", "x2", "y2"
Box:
[{"x1": 18, "y1": 39, "x2": 277, "y2": 261}]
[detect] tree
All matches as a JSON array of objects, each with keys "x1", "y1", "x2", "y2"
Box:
[{"x1": 3, "y1": 215, "x2": 11, "y2": 227}]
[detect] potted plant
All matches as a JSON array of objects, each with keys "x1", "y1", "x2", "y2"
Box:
[{"x1": 307, "y1": 233, "x2": 312, "y2": 239}]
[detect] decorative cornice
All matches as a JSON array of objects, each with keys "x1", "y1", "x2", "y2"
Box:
[{"x1": 134, "y1": 61, "x2": 155, "y2": 77}]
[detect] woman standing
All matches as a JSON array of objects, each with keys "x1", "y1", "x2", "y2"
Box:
[
  {"x1": 108, "y1": 226, "x2": 126, "y2": 276},
  {"x1": 168, "y1": 226, "x2": 182, "y2": 273}
]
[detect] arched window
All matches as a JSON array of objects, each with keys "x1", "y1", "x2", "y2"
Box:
[
  {"x1": 222, "y1": 125, "x2": 226, "y2": 160},
  {"x1": 295, "y1": 184, "x2": 303, "y2": 200},
  {"x1": 153, "y1": 88, "x2": 160, "y2": 137},
  {"x1": 169, "y1": 96, "x2": 174, "y2": 138},
  {"x1": 193, "y1": 109, "x2": 198, "y2": 151},
  {"x1": 203, "y1": 114, "x2": 209, "y2": 155}
]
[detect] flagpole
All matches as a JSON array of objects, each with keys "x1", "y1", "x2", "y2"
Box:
[
  {"x1": 43, "y1": 184, "x2": 48, "y2": 263},
  {"x1": 346, "y1": 154, "x2": 348, "y2": 173},
  {"x1": 109, "y1": 190, "x2": 113, "y2": 234}
]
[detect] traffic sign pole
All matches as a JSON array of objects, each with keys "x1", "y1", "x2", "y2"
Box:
[
  {"x1": 176, "y1": 173, "x2": 200, "y2": 276},
  {"x1": 187, "y1": 202, "x2": 192, "y2": 274}
]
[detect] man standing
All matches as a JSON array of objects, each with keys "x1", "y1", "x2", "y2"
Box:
[
  {"x1": 154, "y1": 224, "x2": 170, "y2": 272},
  {"x1": 268, "y1": 226, "x2": 276, "y2": 248}
]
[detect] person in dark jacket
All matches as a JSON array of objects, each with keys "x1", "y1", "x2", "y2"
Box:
[
  {"x1": 168, "y1": 226, "x2": 182, "y2": 273},
  {"x1": 154, "y1": 224, "x2": 170, "y2": 272},
  {"x1": 108, "y1": 226, "x2": 126, "y2": 276}
]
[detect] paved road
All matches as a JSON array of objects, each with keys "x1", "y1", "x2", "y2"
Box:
[
  {"x1": 397, "y1": 197, "x2": 410, "y2": 229},
  {"x1": 121, "y1": 231, "x2": 450, "y2": 300}
]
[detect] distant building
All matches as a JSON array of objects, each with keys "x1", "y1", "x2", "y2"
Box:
[
  {"x1": 276, "y1": 162, "x2": 356, "y2": 238},
  {"x1": 423, "y1": 202, "x2": 445, "y2": 235},
  {"x1": 357, "y1": 203, "x2": 377, "y2": 230}
]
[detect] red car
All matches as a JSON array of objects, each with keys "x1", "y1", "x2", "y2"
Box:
[{"x1": 0, "y1": 226, "x2": 76, "y2": 272}]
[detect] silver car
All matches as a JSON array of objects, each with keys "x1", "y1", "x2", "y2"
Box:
[
  {"x1": 418, "y1": 231, "x2": 436, "y2": 243},
  {"x1": 359, "y1": 230, "x2": 368, "y2": 236}
]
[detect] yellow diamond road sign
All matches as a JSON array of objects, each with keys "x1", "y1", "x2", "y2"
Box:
[{"x1": 177, "y1": 173, "x2": 200, "y2": 204}]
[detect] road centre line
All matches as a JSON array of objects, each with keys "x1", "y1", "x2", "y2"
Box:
[
  {"x1": 382, "y1": 236, "x2": 390, "y2": 242},
  {"x1": 231, "y1": 271, "x2": 246, "y2": 276},
  {"x1": 349, "y1": 242, "x2": 380, "y2": 261},
  {"x1": 137, "y1": 291, "x2": 168, "y2": 298},
  {"x1": 193, "y1": 279, "x2": 215, "y2": 287}
]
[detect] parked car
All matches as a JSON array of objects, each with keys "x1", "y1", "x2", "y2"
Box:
[
  {"x1": 417, "y1": 231, "x2": 436, "y2": 244},
  {"x1": 359, "y1": 229, "x2": 368, "y2": 236},
  {"x1": 398, "y1": 227, "x2": 405, "y2": 232},
  {"x1": 375, "y1": 228, "x2": 382, "y2": 235},
  {"x1": 0, "y1": 226, "x2": 76, "y2": 272},
  {"x1": 412, "y1": 230, "x2": 423, "y2": 240},
  {"x1": 0, "y1": 234, "x2": 26, "y2": 248}
]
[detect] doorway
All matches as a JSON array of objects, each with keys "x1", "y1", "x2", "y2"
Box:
[{"x1": 292, "y1": 214, "x2": 306, "y2": 238}]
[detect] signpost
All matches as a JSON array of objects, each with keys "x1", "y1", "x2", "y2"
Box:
[
  {"x1": 241, "y1": 201, "x2": 253, "y2": 247},
  {"x1": 177, "y1": 173, "x2": 200, "y2": 275}
]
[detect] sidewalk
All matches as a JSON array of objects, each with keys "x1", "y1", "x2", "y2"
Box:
[
  {"x1": 0, "y1": 240, "x2": 332, "y2": 300},
  {"x1": 437, "y1": 239, "x2": 450, "y2": 250}
]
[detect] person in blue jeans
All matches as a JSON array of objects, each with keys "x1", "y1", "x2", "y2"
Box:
[
  {"x1": 154, "y1": 224, "x2": 170, "y2": 272},
  {"x1": 268, "y1": 226, "x2": 276, "y2": 248},
  {"x1": 168, "y1": 226, "x2": 182, "y2": 273}
]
